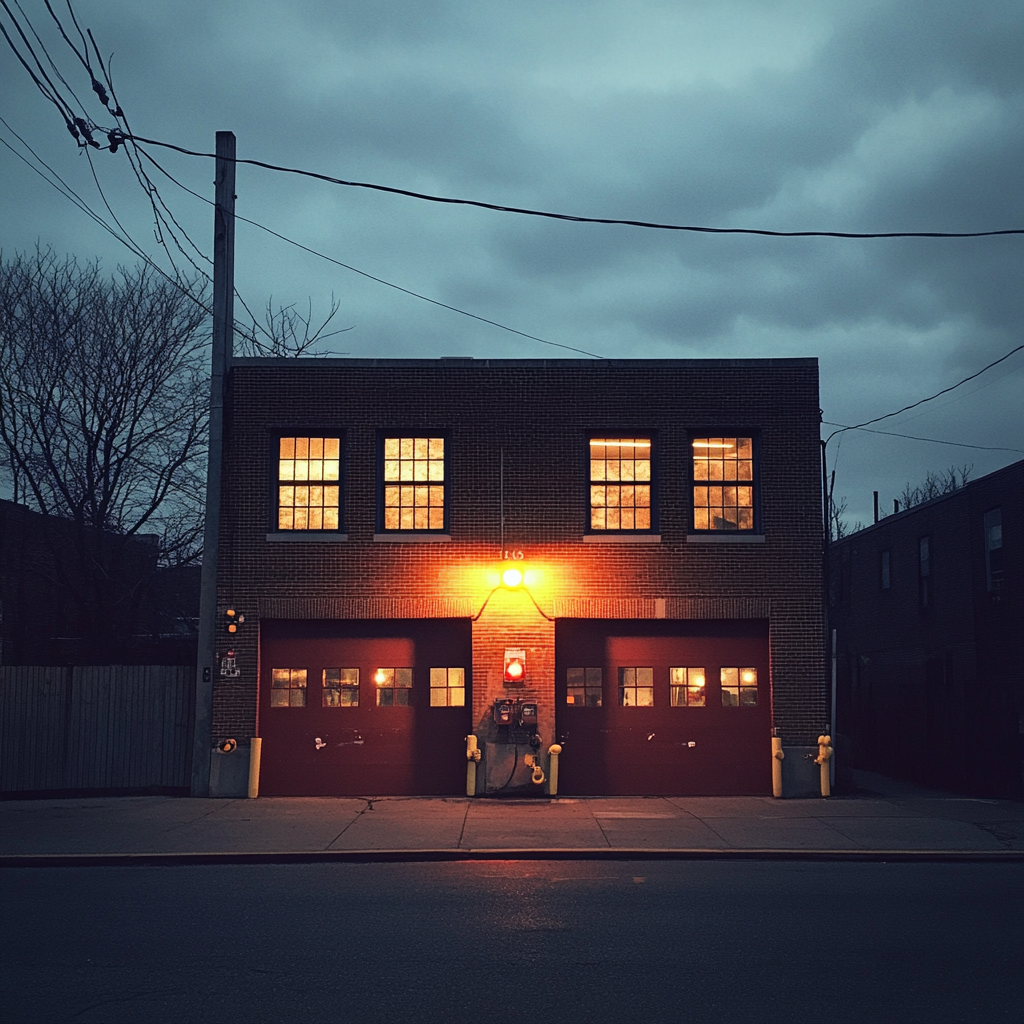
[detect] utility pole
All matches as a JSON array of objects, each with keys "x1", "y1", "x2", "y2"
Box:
[{"x1": 192, "y1": 131, "x2": 235, "y2": 796}]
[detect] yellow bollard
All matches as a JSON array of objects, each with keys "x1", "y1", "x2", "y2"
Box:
[
  {"x1": 814, "y1": 734, "x2": 832, "y2": 798},
  {"x1": 547, "y1": 743, "x2": 562, "y2": 797},
  {"x1": 465, "y1": 734, "x2": 481, "y2": 796},
  {"x1": 247, "y1": 737, "x2": 262, "y2": 799},
  {"x1": 771, "y1": 735, "x2": 785, "y2": 798}
]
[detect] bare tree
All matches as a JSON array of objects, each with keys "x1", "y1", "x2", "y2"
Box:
[
  {"x1": 897, "y1": 464, "x2": 973, "y2": 512},
  {"x1": 235, "y1": 295, "x2": 350, "y2": 358},
  {"x1": 0, "y1": 246, "x2": 210, "y2": 660}
]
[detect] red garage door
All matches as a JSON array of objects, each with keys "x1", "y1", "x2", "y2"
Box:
[
  {"x1": 555, "y1": 619, "x2": 771, "y2": 796},
  {"x1": 258, "y1": 619, "x2": 472, "y2": 796}
]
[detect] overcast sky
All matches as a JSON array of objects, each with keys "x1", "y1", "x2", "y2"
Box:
[{"x1": 2, "y1": 0, "x2": 1021, "y2": 527}]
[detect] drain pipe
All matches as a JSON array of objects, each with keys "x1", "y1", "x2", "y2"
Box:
[
  {"x1": 465, "y1": 734, "x2": 481, "y2": 796},
  {"x1": 547, "y1": 743, "x2": 562, "y2": 797}
]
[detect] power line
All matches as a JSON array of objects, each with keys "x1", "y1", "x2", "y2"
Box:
[
  {"x1": 824, "y1": 344, "x2": 1024, "y2": 446},
  {"x1": 821, "y1": 421, "x2": 1024, "y2": 454},
  {"x1": 137, "y1": 145, "x2": 606, "y2": 360},
  {"x1": 122, "y1": 135, "x2": 1024, "y2": 240}
]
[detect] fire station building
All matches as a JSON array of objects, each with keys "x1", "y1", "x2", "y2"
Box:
[{"x1": 207, "y1": 357, "x2": 826, "y2": 798}]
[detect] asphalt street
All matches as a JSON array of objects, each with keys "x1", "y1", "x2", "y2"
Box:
[{"x1": 3, "y1": 859, "x2": 1022, "y2": 1023}]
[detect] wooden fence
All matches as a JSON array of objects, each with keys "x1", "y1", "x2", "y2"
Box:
[{"x1": 0, "y1": 665, "x2": 194, "y2": 794}]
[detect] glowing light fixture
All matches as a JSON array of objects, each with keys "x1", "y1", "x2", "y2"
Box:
[
  {"x1": 374, "y1": 668, "x2": 387, "y2": 685},
  {"x1": 692, "y1": 441, "x2": 736, "y2": 448},
  {"x1": 502, "y1": 567, "x2": 524, "y2": 588},
  {"x1": 590, "y1": 439, "x2": 650, "y2": 447}
]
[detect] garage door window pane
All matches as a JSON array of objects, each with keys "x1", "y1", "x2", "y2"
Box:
[
  {"x1": 323, "y1": 668, "x2": 359, "y2": 707},
  {"x1": 567, "y1": 667, "x2": 602, "y2": 706},
  {"x1": 375, "y1": 667, "x2": 413, "y2": 706},
  {"x1": 430, "y1": 667, "x2": 466, "y2": 707},
  {"x1": 271, "y1": 668, "x2": 307, "y2": 707},
  {"x1": 619, "y1": 667, "x2": 654, "y2": 706},
  {"x1": 721, "y1": 667, "x2": 757, "y2": 707},
  {"x1": 670, "y1": 667, "x2": 706, "y2": 707}
]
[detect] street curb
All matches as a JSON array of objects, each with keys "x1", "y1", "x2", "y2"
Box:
[{"x1": 2, "y1": 847, "x2": 1022, "y2": 867}]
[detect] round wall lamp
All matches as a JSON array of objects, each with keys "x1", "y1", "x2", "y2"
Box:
[{"x1": 501, "y1": 567, "x2": 524, "y2": 588}]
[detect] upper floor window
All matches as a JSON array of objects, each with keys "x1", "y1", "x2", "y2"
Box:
[
  {"x1": 880, "y1": 549, "x2": 891, "y2": 591},
  {"x1": 277, "y1": 437, "x2": 340, "y2": 531},
  {"x1": 589, "y1": 437, "x2": 653, "y2": 531},
  {"x1": 691, "y1": 437, "x2": 755, "y2": 531},
  {"x1": 918, "y1": 535, "x2": 931, "y2": 611},
  {"x1": 380, "y1": 436, "x2": 446, "y2": 531},
  {"x1": 984, "y1": 508, "x2": 1003, "y2": 594}
]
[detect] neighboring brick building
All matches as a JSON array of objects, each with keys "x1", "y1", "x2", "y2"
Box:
[
  {"x1": 0, "y1": 499, "x2": 200, "y2": 666},
  {"x1": 830, "y1": 460, "x2": 1023, "y2": 798},
  {"x1": 207, "y1": 357, "x2": 826, "y2": 797}
]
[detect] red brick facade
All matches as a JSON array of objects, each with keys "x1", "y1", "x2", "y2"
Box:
[{"x1": 211, "y1": 357, "x2": 825, "y2": 795}]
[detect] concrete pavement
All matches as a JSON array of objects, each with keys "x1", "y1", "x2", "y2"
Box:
[{"x1": 2, "y1": 771, "x2": 1022, "y2": 863}]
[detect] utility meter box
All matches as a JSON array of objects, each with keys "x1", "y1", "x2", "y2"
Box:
[
  {"x1": 517, "y1": 701, "x2": 538, "y2": 728},
  {"x1": 493, "y1": 698, "x2": 515, "y2": 726}
]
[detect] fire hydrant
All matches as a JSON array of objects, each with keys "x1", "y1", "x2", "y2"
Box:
[
  {"x1": 814, "y1": 734, "x2": 832, "y2": 797},
  {"x1": 465, "y1": 734, "x2": 481, "y2": 796}
]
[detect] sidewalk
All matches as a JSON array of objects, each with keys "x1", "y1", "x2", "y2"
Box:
[{"x1": 2, "y1": 771, "x2": 1022, "y2": 864}]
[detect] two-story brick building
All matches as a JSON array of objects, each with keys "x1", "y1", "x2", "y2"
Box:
[
  {"x1": 830, "y1": 460, "x2": 1023, "y2": 798},
  {"x1": 205, "y1": 357, "x2": 826, "y2": 798}
]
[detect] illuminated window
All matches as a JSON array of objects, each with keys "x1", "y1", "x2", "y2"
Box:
[
  {"x1": 277, "y1": 437, "x2": 341, "y2": 531},
  {"x1": 618, "y1": 667, "x2": 654, "y2": 706},
  {"x1": 691, "y1": 437, "x2": 755, "y2": 531},
  {"x1": 721, "y1": 667, "x2": 757, "y2": 707},
  {"x1": 374, "y1": 667, "x2": 412, "y2": 706},
  {"x1": 323, "y1": 668, "x2": 359, "y2": 707},
  {"x1": 566, "y1": 667, "x2": 602, "y2": 706},
  {"x1": 670, "y1": 667, "x2": 706, "y2": 707},
  {"x1": 589, "y1": 437, "x2": 652, "y2": 531},
  {"x1": 270, "y1": 668, "x2": 307, "y2": 707},
  {"x1": 381, "y1": 436, "x2": 446, "y2": 531},
  {"x1": 430, "y1": 667, "x2": 466, "y2": 707}
]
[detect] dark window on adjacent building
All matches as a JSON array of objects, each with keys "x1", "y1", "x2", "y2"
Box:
[
  {"x1": 588, "y1": 437, "x2": 653, "y2": 531},
  {"x1": 918, "y1": 536, "x2": 931, "y2": 611},
  {"x1": 567, "y1": 667, "x2": 603, "y2": 706},
  {"x1": 984, "y1": 508, "x2": 1003, "y2": 594},
  {"x1": 379, "y1": 436, "x2": 447, "y2": 532},
  {"x1": 721, "y1": 667, "x2": 758, "y2": 707},
  {"x1": 880, "y1": 549, "x2": 891, "y2": 591},
  {"x1": 691, "y1": 436, "x2": 755, "y2": 531},
  {"x1": 618, "y1": 667, "x2": 654, "y2": 706},
  {"x1": 276, "y1": 437, "x2": 341, "y2": 531}
]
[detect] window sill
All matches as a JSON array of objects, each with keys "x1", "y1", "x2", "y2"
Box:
[
  {"x1": 583, "y1": 534, "x2": 662, "y2": 544},
  {"x1": 373, "y1": 533, "x2": 451, "y2": 543},
  {"x1": 266, "y1": 532, "x2": 349, "y2": 543},
  {"x1": 686, "y1": 533, "x2": 765, "y2": 544}
]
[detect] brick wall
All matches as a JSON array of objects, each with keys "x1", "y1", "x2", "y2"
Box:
[
  {"x1": 830, "y1": 460, "x2": 1023, "y2": 796},
  {"x1": 212, "y1": 358, "x2": 826, "y2": 747}
]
